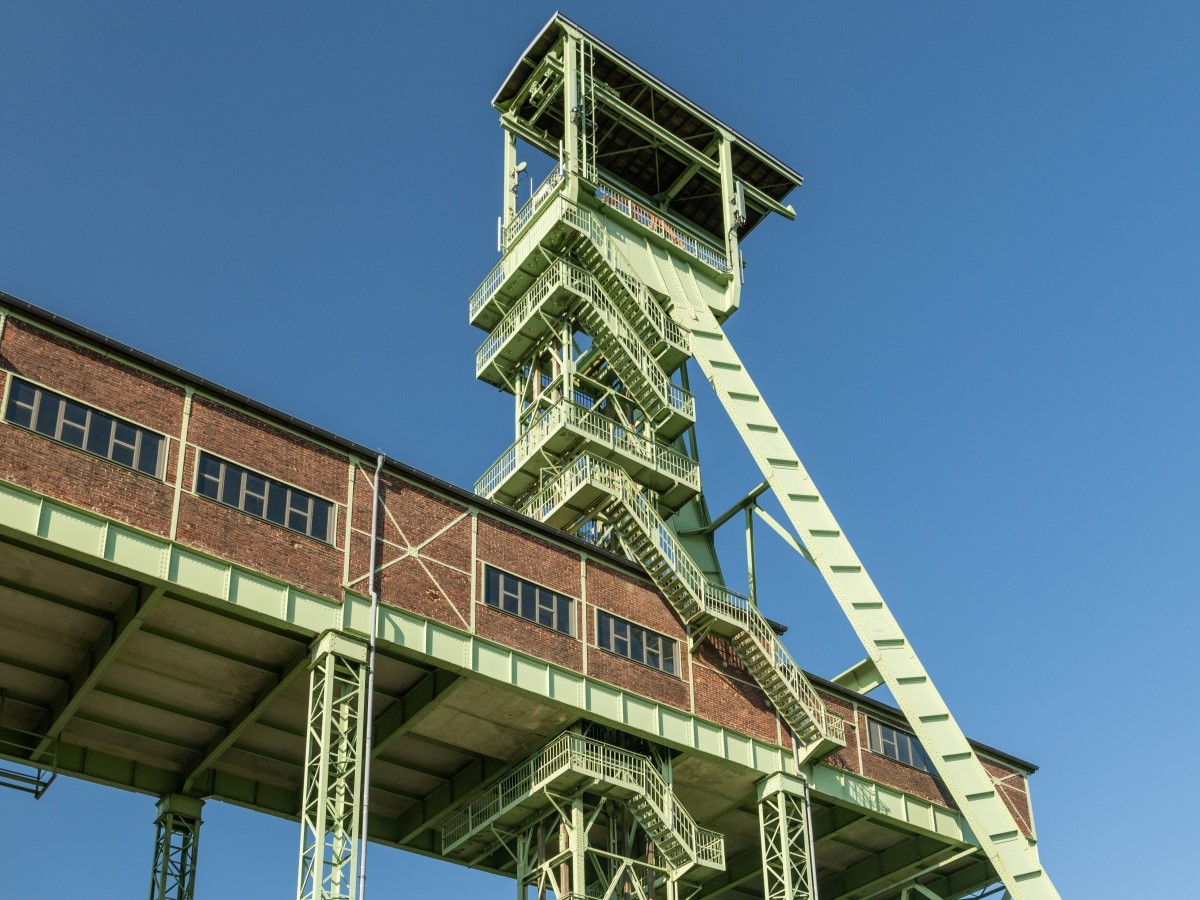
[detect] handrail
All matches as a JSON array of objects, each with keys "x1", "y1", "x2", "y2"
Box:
[
  {"x1": 595, "y1": 179, "x2": 730, "y2": 274},
  {"x1": 441, "y1": 733, "x2": 723, "y2": 871},
  {"x1": 502, "y1": 164, "x2": 566, "y2": 252},
  {"x1": 474, "y1": 257, "x2": 694, "y2": 422},
  {"x1": 520, "y1": 454, "x2": 844, "y2": 747},
  {"x1": 469, "y1": 195, "x2": 691, "y2": 358},
  {"x1": 474, "y1": 396, "x2": 700, "y2": 500}
]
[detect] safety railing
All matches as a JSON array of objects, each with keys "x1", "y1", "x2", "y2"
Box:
[
  {"x1": 595, "y1": 179, "x2": 729, "y2": 274},
  {"x1": 470, "y1": 196, "x2": 691, "y2": 361},
  {"x1": 502, "y1": 164, "x2": 566, "y2": 252},
  {"x1": 474, "y1": 397, "x2": 700, "y2": 500},
  {"x1": 441, "y1": 732, "x2": 723, "y2": 871},
  {"x1": 475, "y1": 257, "x2": 694, "y2": 424},
  {"x1": 519, "y1": 454, "x2": 844, "y2": 749}
]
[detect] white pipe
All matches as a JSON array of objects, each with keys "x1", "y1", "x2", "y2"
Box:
[{"x1": 357, "y1": 453, "x2": 385, "y2": 900}]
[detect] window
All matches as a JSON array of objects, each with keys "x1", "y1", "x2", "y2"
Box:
[
  {"x1": 4, "y1": 378, "x2": 164, "y2": 477},
  {"x1": 483, "y1": 566, "x2": 574, "y2": 636},
  {"x1": 195, "y1": 452, "x2": 333, "y2": 542},
  {"x1": 596, "y1": 610, "x2": 677, "y2": 675},
  {"x1": 867, "y1": 718, "x2": 932, "y2": 772}
]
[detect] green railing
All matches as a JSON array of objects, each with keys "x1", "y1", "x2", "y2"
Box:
[
  {"x1": 594, "y1": 179, "x2": 729, "y2": 274},
  {"x1": 441, "y1": 732, "x2": 724, "y2": 871},
  {"x1": 520, "y1": 454, "x2": 844, "y2": 748},
  {"x1": 475, "y1": 396, "x2": 700, "y2": 501},
  {"x1": 502, "y1": 163, "x2": 566, "y2": 252},
  {"x1": 470, "y1": 195, "x2": 691, "y2": 359},
  {"x1": 475, "y1": 257, "x2": 694, "y2": 424}
]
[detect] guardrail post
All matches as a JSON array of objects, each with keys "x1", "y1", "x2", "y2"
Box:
[
  {"x1": 148, "y1": 793, "x2": 203, "y2": 900},
  {"x1": 756, "y1": 773, "x2": 814, "y2": 900}
]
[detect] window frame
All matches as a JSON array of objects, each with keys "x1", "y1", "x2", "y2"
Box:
[
  {"x1": 194, "y1": 450, "x2": 336, "y2": 543},
  {"x1": 3, "y1": 376, "x2": 166, "y2": 478},
  {"x1": 594, "y1": 609, "x2": 678, "y2": 677},
  {"x1": 866, "y1": 717, "x2": 933, "y2": 773},
  {"x1": 481, "y1": 565, "x2": 576, "y2": 637}
]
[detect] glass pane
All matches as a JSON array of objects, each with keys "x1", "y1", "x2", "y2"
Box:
[
  {"x1": 537, "y1": 593, "x2": 554, "y2": 627},
  {"x1": 597, "y1": 612, "x2": 610, "y2": 649},
  {"x1": 137, "y1": 432, "x2": 161, "y2": 476},
  {"x1": 221, "y1": 466, "x2": 243, "y2": 506},
  {"x1": 266, "y1": 481, "x2": 287, "y2": 525},
  {"x1": 287, "y1": 501, "x2": 310, "y2": 533},
  {"x1": 113, "y1": 421, "x2": 137, "y2": 448},
  {"x1": 485, "y1": 568, "x2": 500, "y2": 608},
  {"x1": 557, "y1": 596, "x2": 572, "y2": 634},
  {"x1": 196, "y1": 454, "x2": 221, "y2": 498},
  {"x1": 310, "y1": 500, "x2": 330, "y2": 541},
  {"x1": 631, "y1": 629, "x2": 644, "y2": 664},
  {"x1": 87, "y1": 414, "x2": 113, "y2": 457},
  {"x1": 244, "y1": 472, "x2": 267, "y2": 501},
  {"x1": 59, "y1": 404, "x2": 86, "y2": 447},
  {"x1": 520, "y1": 582, "x2": 535, "y2": 621},
  {"x1": 243, "y1": 490, "x2": 264, "y2": 517},
  {"x1": 5, "y1": 389, "x2": 33, "y2": 427},
  {"x1": 111, "y1": 439, "x2": 135, "y2": 468},
  {"x1": 35, "y1": 393, "x2": 60, "y2": 437},
  {"x1": 62, "y1": 400, "x2": 88, "y2": 426}
]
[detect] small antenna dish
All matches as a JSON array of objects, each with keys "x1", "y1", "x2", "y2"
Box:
[{"x1": 514, "y1": 161, "x2": 528, "y2": 175}]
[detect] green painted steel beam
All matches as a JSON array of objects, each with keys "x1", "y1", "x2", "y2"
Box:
[
  {"x1": 671, "y1": 298, "x2": 1060, "y2": 900},
  {"x1": 180, "y1": 647, "x2": 312, "y2": 794},
  {"x1": 0, "y1": 480, "x2": 982, "y2": 849},
  {"x1": 820, "y1": 835, "x2": 952, "y2": 900},
  {"x1": 832, "y1": 659, "x2": 885, "y2": 696},
  {"x1": 370, "y1": 669, "x2": 460, "y2": 759},
  {"x1": 31, "y1": 583, "x2": 163, "y2": 761},
  {"x1": 391, "y1": 754, "x2": 510, "y2": 844}
]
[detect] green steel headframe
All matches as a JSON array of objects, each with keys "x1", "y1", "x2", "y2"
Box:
[{"x1": 470, "y1": 14, "x2": 1060, "y2": 900}]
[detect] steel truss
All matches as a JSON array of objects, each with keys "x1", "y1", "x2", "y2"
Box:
[
  {"x1": 509, "y1": 793, "x2": 683, "y2": 900},
  {"x1": 149, "y1": 793, "x2": 203, "y2": 900},
  {"x1": 757, "y1": 773, "x2": 814, "y2": 900},
  {"x1": 297, "y1": 632, "x2": 368, "y2": 900}
]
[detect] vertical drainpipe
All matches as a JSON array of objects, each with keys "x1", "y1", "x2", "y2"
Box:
[
  {"x1": 356, "y1": 453, "x2": 385, "y2": 900},
  {"x1": 791, "y1": 734, "x2": 821, "y2": 900}
]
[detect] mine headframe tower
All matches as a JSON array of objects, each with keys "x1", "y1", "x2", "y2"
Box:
[{"x1": 468, "y1": 14, "x2": 1059, "y2": 900}]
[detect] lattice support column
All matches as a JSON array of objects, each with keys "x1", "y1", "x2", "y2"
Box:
[
  {"x1": 757, "y1": 773, "x2": 814, "y2": 900},
  {"x1": 296, "y1": 631, "x2": 369, "y2": 900},
  {"x1": 148, "y1": 793, "x2": 203, "y2": 900}
]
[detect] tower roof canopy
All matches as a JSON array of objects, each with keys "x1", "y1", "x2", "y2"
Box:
[{"x1": 493, "y1": 14, "x2": 802, "y2": 240}]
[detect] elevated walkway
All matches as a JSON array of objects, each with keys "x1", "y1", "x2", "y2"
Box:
[{"x1": 441, "y1": 732, "x2": 724, "y2": 883}]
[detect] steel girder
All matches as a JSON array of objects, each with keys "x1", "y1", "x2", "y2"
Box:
[
  {"x1": 757, "y1": 773, "x2": 814, "y2": 900},
  {"x1": 149, "y1": 793, "x2": 203, "y2": 900},
  {"x1": 296, "y1": 632, "x2": 368, "y2": 900}
]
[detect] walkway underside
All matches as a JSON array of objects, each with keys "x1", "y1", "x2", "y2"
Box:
[{"x1": 0, "y1": 495, "x2": 1002, "y2": 900}]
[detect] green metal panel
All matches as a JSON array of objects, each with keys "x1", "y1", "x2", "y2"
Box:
[{"x1": 0, "y1": 479, "x2": 982, "y2": 848}]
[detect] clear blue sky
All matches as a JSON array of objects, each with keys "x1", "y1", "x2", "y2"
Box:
[{"x1": 1, "y1": 2, "x2": 1196, "y2": 896}]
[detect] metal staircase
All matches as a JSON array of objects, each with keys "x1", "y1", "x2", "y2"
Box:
[
  {"x1": 518, "y1": 454, "x2": 845, "y2": 753},
  {"x1": 441, "y1": 732, "x2": 724, "y2": 882}
]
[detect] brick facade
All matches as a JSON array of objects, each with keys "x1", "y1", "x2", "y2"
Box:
[{"x1": 0, "y1": 302, "x2": 1036, "y2": 822}]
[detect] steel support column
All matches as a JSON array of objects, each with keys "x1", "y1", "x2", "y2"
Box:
[
  {"x1": 296, "y1": 631, "x2": 369, "y2": 900},
  {"x1": 149, "y1": 793, "x2": 203, "y2": 900},
  {"x1": 757, "y1": 773, "x2": 814, "y2": 900}
]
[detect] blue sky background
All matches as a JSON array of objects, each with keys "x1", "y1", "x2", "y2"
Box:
[{"x1": 1, "y1": 2, "x2": 1196, "y2": 897}]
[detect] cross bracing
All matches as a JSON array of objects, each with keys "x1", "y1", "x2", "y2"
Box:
[{"x1": 475, "y1": 14, "x2": 1059, "y2": 900}]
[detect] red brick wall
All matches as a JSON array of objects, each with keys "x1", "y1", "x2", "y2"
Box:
[
  {"x1": 689, "y1": 637, "x2": 777, "y2": 743},
  {"x1": 0, "y1": 321, "x2": 180, "y2": 534},
  {"x1": 0, "y1": 311, "x2": 1037, "y2": 827}
]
